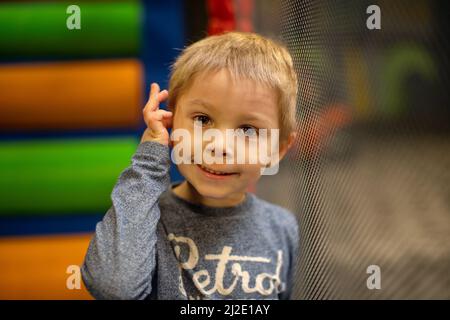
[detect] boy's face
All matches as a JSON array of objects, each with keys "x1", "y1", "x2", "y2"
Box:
[{"x1": 171, "y1": 69, "x2": 286, "y2": 204}]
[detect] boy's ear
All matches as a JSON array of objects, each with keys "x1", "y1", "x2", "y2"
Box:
[
  {"x1": 278, "y1": 131, "x2": 297, "y2": 161},
  {"x1": 262, "y1": 131, "x2": 296, "y2": 170}
]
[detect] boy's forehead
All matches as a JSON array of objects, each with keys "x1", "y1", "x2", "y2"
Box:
[{"x1": 186, "y1": 69, "x2": 277, "y2": 105}]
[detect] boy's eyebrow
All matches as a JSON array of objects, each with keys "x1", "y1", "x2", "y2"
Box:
[{"x1": 187, "y1": 99, "x2": 216, "y2": 110}]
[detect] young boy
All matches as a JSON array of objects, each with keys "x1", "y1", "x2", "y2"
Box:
[{"x1": 81, "y1": 31, "x2": 299, "y2": 300}]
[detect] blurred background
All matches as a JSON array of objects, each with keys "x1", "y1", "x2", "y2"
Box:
[{"x1": 0, "y1": 0, "x2": 448, "y2": 299}]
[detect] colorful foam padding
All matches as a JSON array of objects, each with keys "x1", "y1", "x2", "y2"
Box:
[
  {"x1": 0, "y1": 59, "x2": 143, "y2": 131},
  {"x1": 0, "y1": 1, "x2": 141, "y2": 59},
  {"x1": 0, "y1": 0, "x2": 147, "y2": 299},
  {"x1": 0, "y1": 137, "x2": 139, "y2": 215},
  {"x1": 0, "y1": 233, "x2": 93, "y2": 299},
  {"x1": 0, "y1": 0, "x2": 186, "y2": 299}
]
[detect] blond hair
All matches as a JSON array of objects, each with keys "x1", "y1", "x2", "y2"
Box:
[{"x1": 168, "y1": 31, "x2": 298, "y2": 142}]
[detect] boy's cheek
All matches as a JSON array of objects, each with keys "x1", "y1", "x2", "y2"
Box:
[{"x1": 238, "y1": 164, "x2": 264, "y2": 181}]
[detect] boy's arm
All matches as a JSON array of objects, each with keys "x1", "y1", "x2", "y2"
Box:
[
  {"x1": 81, "y1": 83, "x2": 173, "y2": 299},
  {"x1": 81, "y1": 141, "x2": 170, "y2": 299}
]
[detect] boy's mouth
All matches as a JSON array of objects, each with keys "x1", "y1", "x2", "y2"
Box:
[{"x1": 196, "y1": 164, "x2": 238, "y2": 177}]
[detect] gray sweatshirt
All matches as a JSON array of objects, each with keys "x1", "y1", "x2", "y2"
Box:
[{"x1": 81, "y1": 141, "x2": 299, "y2": 300}]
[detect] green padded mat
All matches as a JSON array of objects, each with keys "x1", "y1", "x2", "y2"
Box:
[
  {"x1": 0, "y1": 137, "x2": 139, "y2": 215},
  {"x1": 0, "y1": 1, "x2": 141, "y2": 58}
]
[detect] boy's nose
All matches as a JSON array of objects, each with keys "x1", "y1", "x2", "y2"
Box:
[
  {"x1": 211, "y1": 148, "x2": 230, "y2": 158},
  {"x1": 204, "y1": 132, "x2": 234, "y2": 161}
]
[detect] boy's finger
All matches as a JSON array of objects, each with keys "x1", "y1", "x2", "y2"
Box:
[
  {"x1": 145, "y1": 83, "x2": 160, "y2": 112},
  {"x1": 149, "y1": 82, "x2": 159, "y2": 100},
  {"x1": 145, "y1": 86, "x2": 169, "y2": 113},
  {"x1": 161, "y1": 110, "x2": 172, "y2": 117},
  {"x1": 162, "y1": 112, "x2": 173, "y2": 129},
  {"x1": 159, "y1": 90, "x2": 169, "y2": 102},
  {"x1": 153, "y1": 109, "x2": 171, "y2": 121},
  {"x1": 154, "y1": 90, "x2": 169, "y2": 108},
  {"x1": 147, "y1": 111, "x2": 164, "y2": 133}
]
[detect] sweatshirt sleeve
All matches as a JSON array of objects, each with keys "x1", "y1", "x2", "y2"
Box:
[{"x1": 81, "y1": 141, "x2": 171, "y2": 300}]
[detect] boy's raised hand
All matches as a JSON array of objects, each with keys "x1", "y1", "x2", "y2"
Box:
[{"x1": 141, "y1": 83, "x2": 173, "y2": 146}]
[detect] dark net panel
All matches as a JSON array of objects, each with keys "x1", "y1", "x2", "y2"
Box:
[{"x1": 255, "y1": 0, "x2": 449, "y2": 299}]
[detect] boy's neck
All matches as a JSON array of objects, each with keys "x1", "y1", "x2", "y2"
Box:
[{"x1": 172, "y1": 181, "x2": 247, "y2": 208}]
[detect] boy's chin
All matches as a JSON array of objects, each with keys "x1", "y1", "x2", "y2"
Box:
[
  {"x1": 194, "y1": 183, "x2": 231, "y2": 198},
  {"x1": 191, "y1": 182, "x2": 243, "y2": 201}
]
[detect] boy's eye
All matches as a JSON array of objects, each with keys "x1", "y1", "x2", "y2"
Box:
[
  {"x1": 237, "y1": 126, "x2": 258, "y2": 137},
  {"x1": 193, "y1": 115, "x2": 211, "y2": 126}
]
